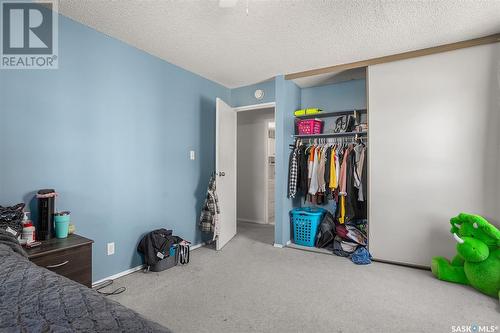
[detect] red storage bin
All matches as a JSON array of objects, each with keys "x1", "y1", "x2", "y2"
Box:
[{"x1": 296, "y1": 119, "x2": 323, "y2": 135}]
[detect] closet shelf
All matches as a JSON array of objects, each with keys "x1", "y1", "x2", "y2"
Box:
[
  {"x1": 292, "y1": 131, "x2": 367, "y2": 138},
  {"x1": 295, "y1": 109, "x2": 367, "y2": 120}
]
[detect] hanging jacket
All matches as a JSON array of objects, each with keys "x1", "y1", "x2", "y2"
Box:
[
  {"x1": 199, "y1": 175, "x2": 220, "y2": 239},
  {"x1": 348, "y1": 150, "x2": 367, "y2": 220},
  {"x1": 361, "y1": 148, "x2": 368, "y2": 205},
  {"x1": 324, "y1": 147, "x2": 331, "y2": 196},
  {"x1": 343, "y1": 149, "x2": 356, "y2": 223},
  {"x1": 137, "y1": 229, "x2": 182, "y2": 267},
  {"x1": 298, "y1": 146, "x2": 309, "y2": 198},
  {"x1": 287, "y1": 147, "x2": 298, "y2": 198}
]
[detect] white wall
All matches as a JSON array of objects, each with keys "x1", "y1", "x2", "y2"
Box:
[
  {"x1": 368, "y1": 43, "x2": 500, "y2": 266},
  {"x1": 237, "y1": 108, "x2": 275, "y2": 224}
]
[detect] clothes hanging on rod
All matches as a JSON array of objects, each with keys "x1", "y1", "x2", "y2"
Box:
[{"x1": 287, "y1": 136, "x2": 368, "y2": 224}]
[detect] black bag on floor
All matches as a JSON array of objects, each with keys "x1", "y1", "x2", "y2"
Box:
[
  {"x1": 137, "y1": 228, "x2": 182, "y2": 269},
  {"x1": 149, "y1": 247, "x2": 179, "y2": 272},
  {"x1": 315, "y1": 211, "x2": 335, "y2": 248}
]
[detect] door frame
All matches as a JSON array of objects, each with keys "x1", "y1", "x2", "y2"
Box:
[
  {"x1": 264, "y1": 119, "x2": 275, "y2": 225},
  {"x1": 234, "y1": 102, "x2": 276, "y2": 237}
]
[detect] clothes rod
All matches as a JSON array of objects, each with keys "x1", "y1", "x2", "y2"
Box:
[{"x1": 292, "y1": 131, "x2": 367, "y2": 138}]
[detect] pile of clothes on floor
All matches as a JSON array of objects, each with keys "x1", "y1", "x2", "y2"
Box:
[{"x1": 315, "y1": 210, "x2": 371, "y2": 265}]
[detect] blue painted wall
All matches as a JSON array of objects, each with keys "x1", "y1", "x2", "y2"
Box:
[
  {"x1": 231, "y1": 79, "x2": 275, "y2": 107},
  {"x1": 274, "y1": 76, "x2": 301, "y2": 245},
  {"x1": 0, "y1": 9, "x2": 367, "y2": 280},
  {"x1": 300, "y1": 79, "x2": 366, "y2": 111},
  {"x1": 0, "y1": 15, "x2": 229, "y2": 281}
]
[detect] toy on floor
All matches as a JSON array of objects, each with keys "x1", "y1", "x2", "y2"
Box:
[{"x1": 431, "y1": 213, "x2": 500, "y2": 300}]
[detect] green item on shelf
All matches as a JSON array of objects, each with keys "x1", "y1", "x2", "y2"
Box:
[
  {"x1": 431, "y1": 213, "x2": 500, "y2": 300},
  {"x1": 306, "y1": 108, "x2": 321, "y2": 115},
  {"x1": 294, "y1": 108, "x2": 322, "y2": 116}
]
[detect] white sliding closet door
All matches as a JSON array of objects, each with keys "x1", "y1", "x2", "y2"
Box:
[{"x1": 368, "y1": 43, "x2": 500, "y2": 267}]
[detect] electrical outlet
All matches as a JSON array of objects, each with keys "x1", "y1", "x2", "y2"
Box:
[
  {"x1": 107, "y1": 242, "x2": 115, "y2": 256},
  {"x1": 190, "y1": 150, "x2": 195, "y2": 160}
]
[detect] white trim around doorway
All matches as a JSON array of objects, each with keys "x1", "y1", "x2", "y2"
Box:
[
  {"x1": 235, "y1": 101, "x2": 276, "y2": 239},
  {"x1": 234, "y1": 102, "x2": 276, "y2": 112}
]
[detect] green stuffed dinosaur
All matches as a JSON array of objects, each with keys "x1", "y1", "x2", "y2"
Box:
[{"x1": 431, "y1": 213, "x2": 500, "y2": 300}]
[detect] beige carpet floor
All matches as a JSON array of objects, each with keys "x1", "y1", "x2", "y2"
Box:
[{"x1": 107, "y1": 222, "x2": 499, "y2": 333}]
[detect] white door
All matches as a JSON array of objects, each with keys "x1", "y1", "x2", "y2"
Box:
[{"x1": 215, "y1": 98, "x2": 237, "y2": 250}]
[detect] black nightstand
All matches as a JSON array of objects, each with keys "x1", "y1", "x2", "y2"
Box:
[{"x1": 25, "y1": 234, "x2": 94, "y2": 287}]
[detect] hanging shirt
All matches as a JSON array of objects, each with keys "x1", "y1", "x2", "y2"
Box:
[
  {"x1": 324, "y1": 146, "x2": 331, "y2": 192},
  {"x1": 335, "y1": 149, "x2": 340, "y2": 190},
  {"x1": 353, "y1": 145, "x2": 362, "y2": 188},
  {"x1": 308, "y1": 147, "x2": 320, "y2": 195},
  {"x1": 317, "y1": 146, "x2": 326, "y2": 193},
  {"x1": 353, "y1": 144, "x2": 365, "y2": 201},
  {"x1": 298, "y1": 145, "x2": 309, "y2": 197},
  {"x1": 339, "y1": 147, "x2": 351, "y2": 195},
  {"x1": 329, "y1": 147, "x2": 337, "y2": 190},
  {"x1": 307, "y1": 146, "x2": 314, "y2": 180},
  {"x1": 344, "y1": 149, "x2": 358, "y2": 223},
  {"x1": 357, "y1": 146, "x2": 366, "y2": 182},
  {"x1": 287, "y1": 147, "x2": 298, "y2": 199}
]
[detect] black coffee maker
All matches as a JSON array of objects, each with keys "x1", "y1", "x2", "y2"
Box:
[{"x1": 37, "y1": 189, "x2": 56, "y2": 240}]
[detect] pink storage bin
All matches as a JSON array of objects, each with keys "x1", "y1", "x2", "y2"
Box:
[{"x1": 297, "y1": 119, "x2": 323, "y2": 135}]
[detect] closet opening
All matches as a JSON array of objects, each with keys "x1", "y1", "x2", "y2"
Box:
[
  {"x1": 286, "y1": 67, "x2": 369, "y2": 261},
  {"x1": 236, "y1": 105, "x2": 276, "y2": 245}
]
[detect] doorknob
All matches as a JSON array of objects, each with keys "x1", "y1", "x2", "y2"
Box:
[{"x1": 218, "y1": 171, "x2": 226, "y2": 177}]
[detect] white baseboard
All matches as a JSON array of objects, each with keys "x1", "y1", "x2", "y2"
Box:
[
  {"x1": 92, "y1": 242, "x2": 204, "y2": 287},
  {"x1": 190, "y1": 243, "x2": 204, "y2": 251},
  {"x1": 92, "y1": 264, "x2": 145, "y2": 287},
  {"x1": 273, "y1": 240, "x2": 291, "y2": 248}
]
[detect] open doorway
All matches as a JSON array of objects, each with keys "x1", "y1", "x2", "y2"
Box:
[{"x1": 236, "y1": 106, "x2": 275, "y2": 245}]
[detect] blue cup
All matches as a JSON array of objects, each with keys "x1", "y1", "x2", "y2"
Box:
[{"x1": 54, "y1": 214, "x2": 70, "y2": 239}]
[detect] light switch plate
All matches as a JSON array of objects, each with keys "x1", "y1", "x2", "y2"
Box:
[
  {"x1": 107, "y1": 242, "x2": 115, "y2": 255},
  {"x1": 190, "y1": 150, "x2": 195, "y2": 160}
]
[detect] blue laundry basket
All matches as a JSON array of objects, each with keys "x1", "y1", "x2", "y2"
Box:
[{"x1": 290, "y1": 207, "x2": 325, "y2": 247}]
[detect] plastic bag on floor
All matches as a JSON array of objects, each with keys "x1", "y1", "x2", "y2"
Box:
[{"x1": 351, "y1": 247, "x2": 372, "y2": 265}]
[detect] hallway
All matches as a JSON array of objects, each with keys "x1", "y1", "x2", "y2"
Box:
[{"x1": 237, "y1": 221, "x2": 274, "y2": 245}]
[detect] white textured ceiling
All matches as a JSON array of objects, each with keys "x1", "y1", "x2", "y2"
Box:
[{"x1": 57, "y1": 0, "x2": 500, "y2": 88}]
